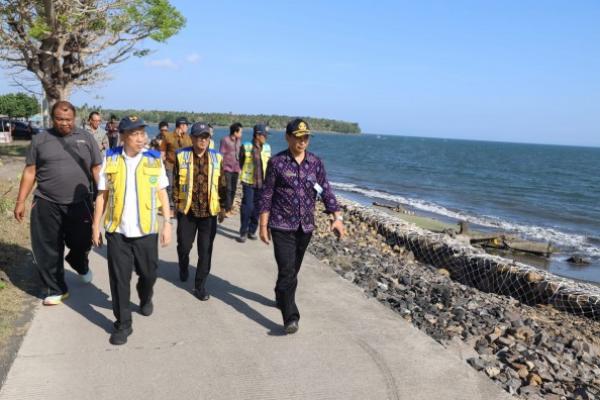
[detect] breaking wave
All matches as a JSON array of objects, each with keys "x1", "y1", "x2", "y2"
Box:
[{"x1": 331, "y1": 182, "x2": 600, "y2": 258}]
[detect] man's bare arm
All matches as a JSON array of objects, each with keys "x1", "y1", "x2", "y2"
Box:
[{"x1": 14, "y1": 165, "x2": 36, "y2": 223}]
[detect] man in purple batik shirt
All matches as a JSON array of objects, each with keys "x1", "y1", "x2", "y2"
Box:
[{"x1": 259, "y1": 118, "x2": 345, "y2": 334}]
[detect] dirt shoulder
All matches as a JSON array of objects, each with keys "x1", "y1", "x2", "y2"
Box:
[{"x1": 0, "y1": 142, "x2": 40, "y2": 386}]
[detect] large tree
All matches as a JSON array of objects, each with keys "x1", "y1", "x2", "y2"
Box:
[{"x1": 0, "y1": 0, "x2": 185, "y2": 106}]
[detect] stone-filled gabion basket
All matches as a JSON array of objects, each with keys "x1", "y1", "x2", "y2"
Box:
[{"x1": 339, "y1": 199, "x2": 600, "y2": 320}]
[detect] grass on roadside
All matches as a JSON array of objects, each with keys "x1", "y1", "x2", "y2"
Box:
[
  {"x1": 0, "y1": 177, "x2": 37, "y2": 348},
  {"x1": 0, "y1": 142, "x2": 28, "y2": 158}
]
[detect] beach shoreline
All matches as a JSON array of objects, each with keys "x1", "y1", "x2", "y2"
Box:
[{"x1": 334, "y1": 187, "x2": 600, "y2": 286}]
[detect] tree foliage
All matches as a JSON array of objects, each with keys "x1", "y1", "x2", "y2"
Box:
[
  {"x1": 0, "y1": 0, "x2": 185, "y2": 104},
  {"x1": 0, "y1": 92, "x2": 39, "y2": 117},
  {"x1": 83, "y1": 107, "x2": 362, "y2": 134}
]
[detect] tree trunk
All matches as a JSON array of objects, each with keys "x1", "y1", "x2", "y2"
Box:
[{"x1": 43, "y1": 83, "x2": 72, "y2": 111}]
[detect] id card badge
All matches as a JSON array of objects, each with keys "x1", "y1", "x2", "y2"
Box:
[{"x1": 313, "y1": 182, "x2": 323, "y2": 199}]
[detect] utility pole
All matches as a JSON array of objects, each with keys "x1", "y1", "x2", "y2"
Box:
[{"x1": 42, "y1": 90, "x2": 48, "y2": 128}]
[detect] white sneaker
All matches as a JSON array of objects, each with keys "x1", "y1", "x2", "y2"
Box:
[
  {"x1": 43, "y1": 293, "x2": 70, "y2": 306},
  {"x1": 80, "y1": 269, "x2": 93, "y2": 284}
]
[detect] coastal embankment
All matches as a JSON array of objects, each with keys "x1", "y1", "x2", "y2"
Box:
[{"x1": 309, "y1": 197, "x2": 600, "y2": 399}]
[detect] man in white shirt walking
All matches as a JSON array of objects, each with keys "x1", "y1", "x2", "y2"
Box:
[{"x1": 92, "y1": 116, "x2": 171, "y2": 345}]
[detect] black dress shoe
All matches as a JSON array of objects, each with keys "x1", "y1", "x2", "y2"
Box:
[
  {"x1": 193, "y1": 289, "x2": 210, "y2": 301},
  {"x1": 247, "y1": 233, "x2": 257, "y2": 240},
  {"x1": 284, "y1": 320, "x2": 299, "y2": 334},
  {"x1": 109, "y1": 327, "x2": 133, "y2": 345},
  {"x1": 179, "y1": 268, "x2": 189, "y2": 282},
  {"x1": 140, "y1": 300, "x2": 153, "y2": 316}
]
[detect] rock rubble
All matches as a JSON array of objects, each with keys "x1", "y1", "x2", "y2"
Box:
[{"x1": 308, "y1": 201, "x2": 600, "y2": 400}]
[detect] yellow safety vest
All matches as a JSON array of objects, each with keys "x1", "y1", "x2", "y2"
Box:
[
  {"x1": 240, "y1": 142, "x2": 271, "y2": 185},
  {"x1": 103, "y1": 147, "x2": 163, "y2": 235},
  {"x1": 175, "y1": 147, "x2": 222, "y2": 216}
]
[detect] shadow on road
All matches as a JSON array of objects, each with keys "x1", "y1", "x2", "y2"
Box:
[
  {"x1": 216, "y1": 224, "x2": 240, "y2": 241},
  {"x1": 158, "y1": 261, "x2": 283, "y2": 335},
  {"x1": 62, "y1": 270, "x2": 114, "y2": 333},
  {"x1": 92, "y1": 242, "x2": 283, "y2": 335}
]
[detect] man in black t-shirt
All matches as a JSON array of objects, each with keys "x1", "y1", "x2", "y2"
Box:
[{"x1": 14, "y1": 101, "x2": 102, "y2": 306}]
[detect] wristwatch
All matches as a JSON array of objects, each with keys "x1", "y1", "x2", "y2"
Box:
[{"x1": 334, "y1": 215, "x2": 344, "y2": 222}]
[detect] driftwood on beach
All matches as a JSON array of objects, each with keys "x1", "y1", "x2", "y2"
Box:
[{"x1": 470, "y1": 234, "x2": 554, "y2": 257}]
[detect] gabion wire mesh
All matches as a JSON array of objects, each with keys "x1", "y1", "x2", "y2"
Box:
[{"x1": 339, "y1": 199, "x2": 600, "y2": 320}]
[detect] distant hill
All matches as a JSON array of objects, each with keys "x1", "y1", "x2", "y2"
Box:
[{"x1": 80, "y1": 107, "x2": 361, "y2": 134}]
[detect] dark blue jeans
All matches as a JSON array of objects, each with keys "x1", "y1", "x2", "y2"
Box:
[{"x1": 240, "y1": 184, "x2": 263, "y2": 236}]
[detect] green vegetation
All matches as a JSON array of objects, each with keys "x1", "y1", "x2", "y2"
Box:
[
  {"x1": 0, "y1": 93, "x2": 39, "y2": 118},
  {"x1": 78, "y1": 106, "x2": 362, "y2": 134},
  {"x1": 0, "y1": 144, "x2": 28, "y2": 157}
]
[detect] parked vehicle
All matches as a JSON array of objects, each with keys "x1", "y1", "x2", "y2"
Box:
[{"x1": 0, "y1": 118, "x2": 40, "y2": 140}]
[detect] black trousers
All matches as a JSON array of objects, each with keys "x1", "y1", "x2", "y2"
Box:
[
  {"x1": 271, "y1": 228, "x2": 313, "y2": 324},
  {"x1": 106, "y1": 232, "x2": 158, "y2": 329},
  {"x1": 224, "y1": 172, "x2": 239, "y2": 211},
  {"x1": 176, "y1": 212, "x2": 217, "y2": 294},
  {"x1": 30, "y1": 196, "x2": 92, "y2": 297}
]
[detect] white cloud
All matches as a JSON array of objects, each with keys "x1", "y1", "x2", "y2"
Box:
[
  {"x1": 186, "y1": 53, "x2": 201, "y2": 64},
  {"x1": 146, "y1": 58, "x2": 178, "y2": 69}
]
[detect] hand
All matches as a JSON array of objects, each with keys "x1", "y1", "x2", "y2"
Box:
[
  {"x1": 330, "y1": 220, "x2": 345, "y2": 240},
  {"x1": 160, "y1": 223, "x2": 172, "y2": 247},
  {"x1": 92, "y1": 226, "x2": 103, "y2": 247},
  {"x1": 218, "y1": 210, "x2": 226, "y2": 223},
  {"x1": 259, "y1": 225, "x2": 271, "y2": 245},
  {"x1": 13, "y1": 201, "x2": 25, "y2": 223}
]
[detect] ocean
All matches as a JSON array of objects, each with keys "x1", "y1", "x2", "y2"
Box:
[{"x1": 147, "y1": 126, "x2": 600, "y2": 284}]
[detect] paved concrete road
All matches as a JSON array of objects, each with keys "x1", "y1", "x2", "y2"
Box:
[{"x1": 0, "y1": 218, "x2": 511, "y2": 400}]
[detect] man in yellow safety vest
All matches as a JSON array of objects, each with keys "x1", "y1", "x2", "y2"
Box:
[
  {"x1": 172, "y1": 122, "x2": 227, "y2": 300},
  {"x1": 92, "y1": 116, "x2": 172, "y2": 345},
  {"x1": 237, "y1": 123, "x2": 271, "y2": 242}
]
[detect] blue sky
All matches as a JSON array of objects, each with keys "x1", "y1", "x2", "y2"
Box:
[{"x1": 1, "y1": 0, "x2": 599, "y2": 146}]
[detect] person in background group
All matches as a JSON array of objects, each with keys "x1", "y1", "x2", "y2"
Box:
[
  {"x1": 86, "y1": 111, "x2": 109, "y2": 153},
  {"x1": 157, "y1": 120, "x2": 169, "y2": 143},
  {"x1": 259, "y1": 118, "x2": 345, "y2": 334},
  {"x1": 92, "y1": 116, "x2": 171, "y2": 345},
  {"x1": 237, "y1": 123, "x2": 271, "y2": 242},
  {"x1": 172, "y1": 122, "x2": 226, "y2": 300},
  {"x1": 14, "y1": 101, "x2": 102, "y2": 306},
  {"x1": 105, "y1": 114, "x2": 120, "y2": 149},
  {"x1": 160, "y1": 116, "x2": 192, "y2": 214},
  {"x1": 219, "y1": 122, "x2": 243, "y2": 216},
  {"x1": 207, "y1": 123, "x2": 216, "y2": 149},
  {"x1": 150, "y1": 121, "x2": 168, "y2": 152}
]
